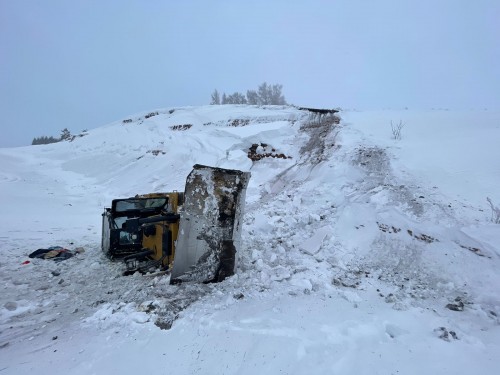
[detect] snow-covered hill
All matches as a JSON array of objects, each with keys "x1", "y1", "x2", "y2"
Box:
[{"x1": 1, "y1": 105, "x2": 499, "y2": 374}]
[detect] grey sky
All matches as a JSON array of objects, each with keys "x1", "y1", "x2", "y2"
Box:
[{"x1": 1, "y1": 0, "x2": 499, "y2": 147}]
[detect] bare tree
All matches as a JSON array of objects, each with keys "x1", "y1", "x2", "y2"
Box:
[
  {"x1": 487, "y1": 197, "x2": 500, "y2": 224},
  {"x1": 391, "y1": 120, "x2": 405, "y2": 140},
  {"x1": 210, "y1": 89, "x2": 220, "y2": 105},
  {"x1": 270, "y1": 84, "x2": 286, "y2": 105},
  {"x1": 257, "y1": 82, "x2": 271, "y2": 104},
  {"x1": 246, "y1": 90, "x2": 259, "y2": 105}
]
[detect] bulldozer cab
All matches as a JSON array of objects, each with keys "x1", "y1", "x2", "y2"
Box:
[
  {"x1": 102, "y1": 165, "x2": 250, "y2": 282},
  {"x1": 102, "y1": 192, "x2": 183, "y2": 274}
]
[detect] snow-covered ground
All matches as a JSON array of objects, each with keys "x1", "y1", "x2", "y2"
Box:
[{"x1": 1, "y1": 105, "x2": 499, "y2": 374}]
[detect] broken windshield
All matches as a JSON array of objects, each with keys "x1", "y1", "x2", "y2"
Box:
[{"x1": 114, "y1": 197, "x2": 168, "y2": 213}]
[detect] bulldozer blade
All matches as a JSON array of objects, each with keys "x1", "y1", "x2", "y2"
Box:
[{"x1": 170, "y1": 164, "x2": 250, "y2": 284}]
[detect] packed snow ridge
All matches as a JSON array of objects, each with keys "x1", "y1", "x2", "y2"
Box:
[{"x1": 1, "y1": 105, "x2": 499, "y2": 374}]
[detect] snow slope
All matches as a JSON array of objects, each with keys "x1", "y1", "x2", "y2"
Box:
[{"x1": 1, "y1": 105, "x2": 499, "y2": 374}]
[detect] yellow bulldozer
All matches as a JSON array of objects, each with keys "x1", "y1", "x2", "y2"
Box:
[
  {"x1": 101, "y1": 165, "x2": 250, "y2": 283},
  {"x1": 101, "y1": 191, "x2": 183, "y2": 275}
]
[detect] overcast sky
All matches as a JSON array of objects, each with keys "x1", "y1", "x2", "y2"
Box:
[{"x1": 1, "y1": 0, "x2": 499, "y2": 147}]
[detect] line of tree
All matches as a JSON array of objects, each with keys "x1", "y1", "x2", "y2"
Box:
[
  {"x1": 32, "y1": 135, "x2": 60, "y2": 145},
  {"x1": 211, "y1": 82, "x2": 287, "y2": 105},
  {"x1": 32, "y1": 128, "x2": 73, "y2": 145}
]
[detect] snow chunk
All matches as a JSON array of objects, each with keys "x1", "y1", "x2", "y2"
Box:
[
  {"x1": 299, "y1": 225, "x2": 333, "y2": 255},
  {"x1": 84, "y1": 302, "x2": 151, "y2": 330}
]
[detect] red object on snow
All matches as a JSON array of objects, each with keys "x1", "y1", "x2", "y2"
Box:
[{"x1": 21, "y1": 260, "x2": 30, "y2": 265}]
